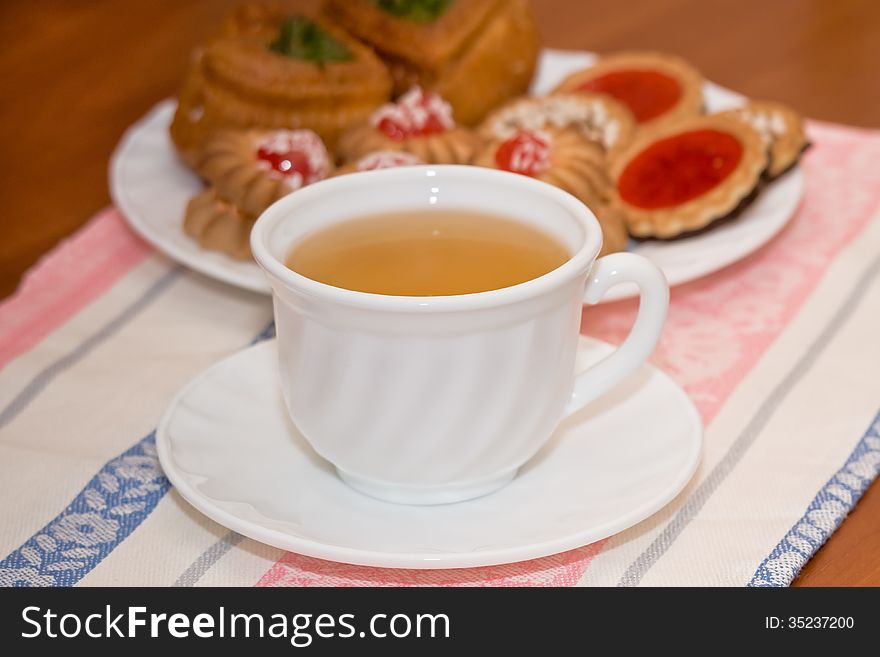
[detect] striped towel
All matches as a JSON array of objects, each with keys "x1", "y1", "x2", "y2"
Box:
[{"x1": 1, "y1": 120, "x2": 879, "y2": 587}]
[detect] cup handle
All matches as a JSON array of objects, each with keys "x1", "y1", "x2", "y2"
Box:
[{"x1": 563, "y1": 252, "x2": 669, "y2": 418}]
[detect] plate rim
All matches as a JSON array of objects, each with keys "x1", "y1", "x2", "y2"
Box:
[
  {"x1": 156, "y1": 336, "x2": 703, "y2": 570},
  {"x1": 108, "y1": 100, "x2": 272, "y2": 294}
]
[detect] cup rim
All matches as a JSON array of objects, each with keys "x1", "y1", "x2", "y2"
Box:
[{"x1": 250, "y1": 165, "x2": 602, "y2": 312}]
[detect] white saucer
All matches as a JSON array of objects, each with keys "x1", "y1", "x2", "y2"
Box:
[
  {"x1": 110, "y1": 49, "x2": 804, "y2": 301},
  {"x1": 156, "y1": 337, "x2": 702, "y2": 569}
]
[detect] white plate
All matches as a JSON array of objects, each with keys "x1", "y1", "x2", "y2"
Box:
[
  {"x1": 111, "y1": 49, "x2": 804, "y2": 300},
  {"x1": 156, "y1": 336, "x2": 702, "y2": 569}
]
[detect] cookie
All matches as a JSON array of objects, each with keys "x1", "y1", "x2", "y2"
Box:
[
  {"x1": 716, "y1": 100, "x2": 808, "y2": 178},
  {"x1": 480, "y1": 92, "x2": 636, "y2": 160},
  {"x1": 183, "y1": 188, "x2": 254, "y2": 261},
  {"x1": 554, "y1": 51, "x2": 703, "y2": 130},
  {"x1": 609, "y1": 115, "x2": 767, "y2": 238},
  {"x1": 337, "y1": 87, "x2": 483, "y2": 164},
  {"x1": 197, "y1": 128, "x2": 331, "y2": 217},
  {"x1": 475, "y1": 128, "x2": 625, "y2": 254}
]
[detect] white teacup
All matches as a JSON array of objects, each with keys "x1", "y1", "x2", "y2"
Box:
[{"x1": 251, "y1": 165, "x2": 668, "y2": 505}]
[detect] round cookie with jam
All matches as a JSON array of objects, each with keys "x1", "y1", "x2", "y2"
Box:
[
  {"x1": 197, "y1": 128, "x2": 332, "y2": 218},
  {"x1": 337, "y1": 87, "x2": 483, "y2": 164},
  {"x1": 715, "y1": 100, "x2": 808, "y2": 179},
  {"x1": 609, "y1": 116, "x2": 767, "y2": 238},
  {"x1": 480, "y1": 92, "x2": 636, "y2": 160},
  {"x1": 474, "y1": 128, "x2": 628, "y2": 256},
  {"x1": 554, "y1": 51, "x2": 703, "y2": 130}
]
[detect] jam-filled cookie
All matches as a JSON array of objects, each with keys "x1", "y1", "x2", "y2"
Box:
[
  {"x1": 716, "y1": 100, "x2": 808, "y2": 179},
  {"x1": 197, "y1": 128, "x2": 332, "y2": 218},
  {"x1": 609, "y1": 115, "x2": 767, "y2": 238},
  {"x1": 480, "y1": 92, "x2": 636, "y2": 160},
  {"x1": 475, "y1": 128, "x2": 611, "y2": 209},
  {"x1": 337, "y1": 87, "x2": 482, "y2": 164},
  {"x1": 170, "y1": 4, "x2": 391, "y2": 164},
  {"x1": 474, "y1": 128, "x2": 626, "y2": 255},
  {"x1": 325, "y1": 0, "x2": 538, "y2": 126},
  {"x1": 334, "y1": 150, "x2": 424, "y2": 176},
  {"x1": 183, "y1": 188, "x2": 255, "y2": 261},
  {"x1": 554, "y1": 51, "x2": 703, "y2": 129}
]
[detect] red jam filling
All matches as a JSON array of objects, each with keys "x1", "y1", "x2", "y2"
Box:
[
  {"x1": 578, "y1": 69, "x2": 682, "y2": 123},
  {"x1": 255, "y1": 130, "x2": 329, "y2": 187},
  {"x1": 256, "y1": 147, "x2": 313, "y2": 178},
  {"x1": 494, "y1": 131, "x2": 552, "y2": 177},
  {"x1": 378, "y1": 112, "x2": 447, "y2": 141},
  {"x1": 618, "y1": 129, "x2": 743, "y2": 209},
  {"x1": 373, "y1": 87, "x2": 454, "y2": 141}
]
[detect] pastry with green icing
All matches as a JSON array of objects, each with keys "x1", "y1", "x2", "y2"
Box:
[
  {"x1": 326, "y1": 0, "x2": 538, "y2": 126},
  {"x1": 170, "y1": 3, "x2": 391, "y2": 164}
]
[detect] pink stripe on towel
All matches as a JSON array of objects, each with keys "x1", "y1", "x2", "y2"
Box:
[
  {"x1": 0, "y1": 208, "x2": 152, "y2": 370},
  {"x1": 257, "y1": 541, "x2": 606, "y2": 587}
]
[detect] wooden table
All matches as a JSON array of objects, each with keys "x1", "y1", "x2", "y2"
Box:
[{"x1": 1, "y1": 0, "x2": 878, "y2": 585}]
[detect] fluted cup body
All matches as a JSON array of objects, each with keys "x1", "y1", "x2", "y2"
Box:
[{"x1": 252, "y1": 165, "x2": 604, "y2": 505}]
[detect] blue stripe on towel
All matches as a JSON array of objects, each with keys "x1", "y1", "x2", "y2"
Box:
[
  {"x1": 0, "y1": 321, "x2": 275, "y2": 587},
  {"x1": 0, "y1": 431, "x2": 168, "y2": 587},
  {"x1": 749, "y1": 409, "x2": 880, "y2": 586}
]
